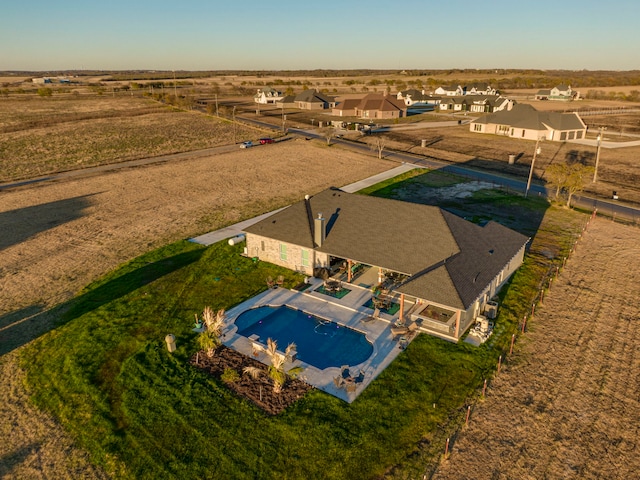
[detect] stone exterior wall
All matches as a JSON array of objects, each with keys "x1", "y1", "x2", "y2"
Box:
[{"x1": 245, "y1": 234, "x2": 329, "y2": 276}]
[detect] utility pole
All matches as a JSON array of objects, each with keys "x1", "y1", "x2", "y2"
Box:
[
  {"x1": 593, "y1": 127, "x2": 605, "y2": 183},
  {"x1": 173, "y1": 70, "x2": 177, "y2": 98},
  {"x1": 215, "y1": 93, "x2": 219, "y2": 116},
  {"x1": 232, "y1": 105, "x2": 237, "y2": 143},
  {"x1": 525, "y1": 136, "x2": 544, "y2": 198}
]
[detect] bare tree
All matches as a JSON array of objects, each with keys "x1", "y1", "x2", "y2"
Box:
[
  {"x1": 322, "y1": 127, "x2": 334, "y2": 146},
  {"x1": 370, "y1": 136, "x2": 387, "y2": 159}
]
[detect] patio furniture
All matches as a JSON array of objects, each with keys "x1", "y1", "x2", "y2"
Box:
[
  {"x1": 391, "y1": 325, "x2": 409, "y2": 337},
  {"x1": 266, "y1": 276, "x2": 275, "y2": 288},
  {"x1": 354, "y1": 370, "x2": 365, "y2": 384},
  {"x1": 362, "y1": 307, "x2": 380, "y2": 323},
  {"x1": 334, "y1": 376, "x2": 345, "y2": 388},
  {"x1": 341, "y1": 365, "x2": 351, "y2": 379},
  {"x1": 345, "y1": 382, "x2": 357, "y2": 393},
  {"x1": 276, "y1": 275, "x2": 284, "y2": 287}
]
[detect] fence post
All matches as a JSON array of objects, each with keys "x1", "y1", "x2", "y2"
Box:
[
  {"x1": 445, "y1": 438, "x2": 450, "y2": 456},
  {"x1": 510, "y1": 333, "x2": 515, "y2": 354},
  {"x1": 497, "y1": 355, "x2": 502, "y2": 374},
  {"x1": 522, "y1": 314, "x2": 527, "y2": 333},
  {"x1": 482, "y1": 378, "x2": 487, "y2": 398},
  {"x1": 465, "y1": 405, "x2": 471, "y2": 426}
]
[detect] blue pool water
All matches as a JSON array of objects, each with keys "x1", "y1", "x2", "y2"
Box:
[{"x1": 235, "y1": 305, "x2": 373, "y2": 370}]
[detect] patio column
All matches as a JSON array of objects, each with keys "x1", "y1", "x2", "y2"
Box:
[
  {"x1": 399, "y1": 294, "x2": 405, "y2": 323},
  {"x1": 347, "y1": 259, "x2": 353, "y2": 283},
  {"x1": 454, "y1": 310, "x2": 461, "y2": 338}
]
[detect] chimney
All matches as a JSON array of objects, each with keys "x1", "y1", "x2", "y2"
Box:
[{"x1": 314, "y1": 213, "x2": 326, "y2": 247}]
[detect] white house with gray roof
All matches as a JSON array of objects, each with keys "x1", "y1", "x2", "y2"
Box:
[
  {"x1": 469, "y1": 104, "x2": 587, "y2": 141},
  {"x1": 243, "y1": 188, "x2": 528, "y2": 342}
]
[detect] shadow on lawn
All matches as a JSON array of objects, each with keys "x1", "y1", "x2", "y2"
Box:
[{"x1": 0, "y1": 248, "x2": 205, "y2": 356}]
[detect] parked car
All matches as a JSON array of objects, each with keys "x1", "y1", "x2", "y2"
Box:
[
  {"x1": 259, "y1": 138, "x2": 274, "y2": 145},
  {"x1": 240, "y1": 141, "x2": 253, "y2": 149}
]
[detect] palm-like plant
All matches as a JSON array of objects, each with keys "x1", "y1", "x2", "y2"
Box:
[
  {"x1": 196, "y1": 307, "x2": 225, "y2": 357},
  {"x1": 243, "y1": 338, "x2": 303, "y2": 394}
]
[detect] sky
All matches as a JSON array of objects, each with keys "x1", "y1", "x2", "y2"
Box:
[{"x1": 2, "y1": 0, "x2": 639, "y2": 72}]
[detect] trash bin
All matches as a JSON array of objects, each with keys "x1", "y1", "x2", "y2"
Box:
[
  {"x1": 421, "y1": 139, "x2": 427, "y2": 147},
  {"x1": 165, "y1": 334, "x2": 176, "y2": 353},
  {"x1": 508, "y1": 154, "x2": 516, "y2": 165}
]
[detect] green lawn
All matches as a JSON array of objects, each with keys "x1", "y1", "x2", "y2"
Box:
[{"x1": 21, "y1": 184, "x2": 587, "y2": 478}]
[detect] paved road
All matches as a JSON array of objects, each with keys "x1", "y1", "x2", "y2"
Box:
[{"x1": 3, "y1": 113, "x2": 638, "y2": 223}]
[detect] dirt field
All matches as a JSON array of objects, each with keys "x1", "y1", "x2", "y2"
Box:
[
  {"x1": 433, "y1": 218, "x2": 640, "y2": 479},
  {"x1": 0, "y1": 141, "x2": 391, "y2": 479}
]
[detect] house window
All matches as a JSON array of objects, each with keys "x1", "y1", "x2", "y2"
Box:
[
  {"x1": 261, "y1": 240, "x2": 265, "y2": 251},
  {"x1": 301, "y1": 249, "x2": 310, "y2": 267},
  {"x1": 279, "y1": 244, "x2": 287, "y2": 261},
  {"x1": 510, "y1": 128, "x2": 514, "y2": 136},
  {"x1": 522, "y1": 129, "x2": 526, "y2": 137},
  {"x1": 474, "y1": 124, "x2": 482, "y2": 132}
]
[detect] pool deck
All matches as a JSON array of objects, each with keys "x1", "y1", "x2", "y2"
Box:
[{"x1": 222, "y1": 277, "x2": 415, "y2": 403}]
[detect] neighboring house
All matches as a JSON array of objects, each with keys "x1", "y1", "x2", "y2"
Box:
[
  {"x1": 32, "y1": 77, "x2": 52, "y2": 84},
  {"x1": 535, "y1": 84, "x2": 578, "y2": 101},
  {"x1": 243, "y1": 188, "x2": 529, "y2": 342},
  {"x1": 396, "y1": 89, "x2": 441, "y2": 106},
  {"x1": 353, "y1": 93, "x2": 407, "y2": 119},
  {"x1": 331, "y1": 98, "x2": 361, "y2": 117},
  {"x1": 254, "y1": 87, "x2": 283, "y2": 104},
  {"x1": 435, "y1": 85, "x2": 464, "y2": 96},
  {"x1": 469, "y1": 103, "x2": 587, "y2": 141},
  {"x1": 466, "y1": 83, "x2": 498, "y2": 95},
  {"x1": 439, "y1": 95, "x2": 511, "y2": 113},
  {"x1": 294, "y1": 89, "x2": 336, "y2": 110},
  {"x1": 436, "y1": 84, "x2": 498, "y2": 96},
  {"x1": 275, "y1": 95, "x2": 296, "y2": 108}
]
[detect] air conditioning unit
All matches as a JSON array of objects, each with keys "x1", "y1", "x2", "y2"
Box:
[{"x1": 484, "y1": 301, "x2": 499, "y2": 319}]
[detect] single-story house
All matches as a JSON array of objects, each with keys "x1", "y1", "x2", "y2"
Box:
[
  {"x1": 435, "y1": 85, "x2": 464, "y2": 96},
  {"x1": 243, "y1": 188, "x2": 529, "y2": 342},
  {"x1": 435, "y1": 84, "x2": 497, "y2": 96},
  {"x1": 332, "y1": 98, "x2": 361, "y2": 117},
  {"x1": 294, "y1": 89, "x2": 336, "y2": 110},
  {"x1": 439, "y1": 95, "x2": 511, "y2": 113},
  {"x1": 254, "y1": 87, "x2": 283, "y2": 104},
  {"x1": 469, "y1": 103, "x2": 587, "y2": 141},
  {"x1": 535, "y1": 84, "x2": 579, "y2": 101},
  {"x1": 353, "y1": 93, "x2": 407, "y2": 119},
  {"x1": 275, "y1": 95, "x2": 296, "y2": 108},
  {"x1": 466, "y1": 83, "x2": 498, "y2": 96},
  {"x1": 396, "y1": 89, "x2": 441, "y2": 106}
]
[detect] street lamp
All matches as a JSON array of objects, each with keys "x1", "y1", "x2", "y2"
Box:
[
  {"x1": 593, "y1": 127, "x2": 606, "y2": 183},
  {"x1": 525, "y1": 135, "x2": 545, "y2": 198}
]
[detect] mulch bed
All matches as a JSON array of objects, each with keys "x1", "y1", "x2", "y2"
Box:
[{"x1": 189, "y1": 345, "x2": 313, "y2": 415}]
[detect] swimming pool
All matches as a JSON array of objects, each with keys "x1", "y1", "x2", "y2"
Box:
[{"x1": 234, "y1": 305, "x2": 373, "y2": 370}]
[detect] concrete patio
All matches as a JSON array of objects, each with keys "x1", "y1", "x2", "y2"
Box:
[{"x1": 222, "y1": 277, "x2": 417, "y2": 403}]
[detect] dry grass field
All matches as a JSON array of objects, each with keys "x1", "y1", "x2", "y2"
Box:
[
  {"x1": 433, "y1": 218, "x2": 640, "y2": 479},
  {"x1": 0, "y1": 96, "x2": 260, "y2": 182}
]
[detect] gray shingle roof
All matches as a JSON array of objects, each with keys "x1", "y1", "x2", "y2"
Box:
[
  {"x1": 245, "y1": 189, "x2": 529, "y2": 309},
  {"x1": 474, "y1": 104, "x2": 585, "y2": 131},
  {"x1": 294, "y1": 89, "x2": 335, "y2": 104}
]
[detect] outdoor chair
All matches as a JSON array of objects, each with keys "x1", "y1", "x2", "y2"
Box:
[
  {"x1": 391, "y1": 325, "x2": 409, "y2": 338},
  {"x1": 345, "y1": 382, "x2": 357, "y2": 393},
  {"x1": 333, "y1": 376, "x2": 345, "y2": 388},
  {"x1": 276, "y1": 275, "x2": 284, "y2": 287},
  {"x1": 266, "y1": 276, "x2": 275, "y2": 288},
  {"x1": 362, "y1": 307, "x2": 380, "y2": 323},
  {"x1": 341, "y1": 365, "x2": 351, "y2": 379},
  {"x1": 354, "y1": 370, "x2": 365, "y2": 384}
]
